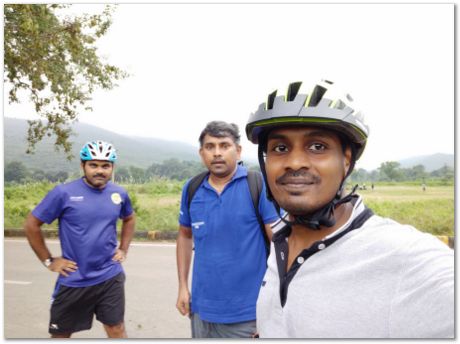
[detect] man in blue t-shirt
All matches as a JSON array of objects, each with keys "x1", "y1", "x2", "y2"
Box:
[
  {"x1": 24, "y1": 140, "x2": 136, "y2": 338},
  {"x1": 176, "y1": 121, "x2": 279, "y2": 338}
]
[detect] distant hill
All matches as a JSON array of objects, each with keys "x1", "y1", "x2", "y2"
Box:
[
  {"x1": 4, "y1": 117, "x2": 200, "y2": 172},
  {"x1": 398, "y1": 153, "x2": 454, "y2": 172}
]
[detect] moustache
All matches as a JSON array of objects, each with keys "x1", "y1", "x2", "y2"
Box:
[
  {"x1": 211, "y1": 159, "x2": 226, "y2": 164},
  {"x1": 276, "y1": 169, "x2": 321, "y2": 184},
  {"x1": 93, "y1": 174, "x2": 106, "y2": 178}
]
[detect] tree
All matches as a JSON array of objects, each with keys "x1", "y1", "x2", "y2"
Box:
[
  {"x1": 431, "y1": 164, "x2": 454, "y2": 184},
  {"x1": 4, "y1": 4, "x2": 127, "y2": 159},
  {"x1": 378, "y1": 161, "x2": 403, "y2": 182},
  {"x1": 5, "y1": 161, "x2": 29, "y2": 183},
  {"x1": 114, "y1": 166, "x2": 130, "y2": 183}
]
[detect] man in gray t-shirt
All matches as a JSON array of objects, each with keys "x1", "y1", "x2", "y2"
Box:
[{"x1": 244, "y1": 80, "x2": 454, "y2": 338}]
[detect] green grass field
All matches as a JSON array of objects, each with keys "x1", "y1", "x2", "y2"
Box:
[
  {"x1": 4, "y1": 181, "x2": 454, "y2": 236},
  {"x1": 356, "y1": 185, "x2": 454, "y2": 236}
]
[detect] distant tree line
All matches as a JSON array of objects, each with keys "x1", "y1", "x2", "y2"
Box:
[
  {"x1": 5, "y1": 159, "x2": 207, "y2": 184},
  {"x1": 349, "y1": 161, "x2": 454, "y2": 184},
  {"x1": 5, "y1": 159, "x2": 454, "y2": 185}
]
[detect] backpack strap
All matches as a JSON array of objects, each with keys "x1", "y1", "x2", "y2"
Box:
[
  {"x1": 186, "y1": 171, "x2": 209, "y2": 211},
  {"x1": 247, "y1": 170, "x2": 270, "y2": 255}
]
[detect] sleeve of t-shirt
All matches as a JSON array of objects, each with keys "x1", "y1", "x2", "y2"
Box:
[
  {"x1": 178, "y1": 179, "x2": 191, "y2": 228},
  {"x1": 31, "y1": 185, "x2": 65, "y2": 224},
  {"x1": 389, "y1": 232, "x2": 454, "y2": 338},
  {"x1": 120, "y1": 191, "x2": 134, "y2": 219},
  {"x1": 258, "y1": 179, "x2": 281, "y2": 224}
]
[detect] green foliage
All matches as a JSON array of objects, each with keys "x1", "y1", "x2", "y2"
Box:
[
  {"x1": 5, "y1": 161, "x2": 29, "y2": 182},
  {"x1": 4, "y1": 4, "x2": 127, "y2": 158},
  {"x1": 4, "y1": 181, "x2": 56, "y2": 228},
  {"x1": 4, "y1": 181, "x2": 454, "y2": 236}
]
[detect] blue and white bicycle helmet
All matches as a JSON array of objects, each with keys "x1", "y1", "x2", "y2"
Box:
[{"x1": 80, "y1": 140, "x2": 117, "y2": 162}]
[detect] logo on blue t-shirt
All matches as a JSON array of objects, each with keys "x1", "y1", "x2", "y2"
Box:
[
  {"x1": 111, "y1": 193, "x2": 122, "y2": 205},
  {"x1": 69, "y1": 196, "x2": 84, "y2": 202}
]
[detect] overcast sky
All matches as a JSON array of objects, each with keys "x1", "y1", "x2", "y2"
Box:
[{"x1": 5, "y1": 3, "x2": 454, "y2": 170}]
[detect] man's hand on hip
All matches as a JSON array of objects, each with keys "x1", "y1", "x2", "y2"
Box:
[{"x1": 48, "y1": 257, "x2": 78, "y2": 277}]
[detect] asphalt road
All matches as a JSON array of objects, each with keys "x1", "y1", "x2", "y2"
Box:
[{"x1": 4, "y1": 239, "x2": 191, "y2": 339}]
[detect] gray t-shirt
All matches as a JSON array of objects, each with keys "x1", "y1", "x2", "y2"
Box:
[{"x1": 257, "y1": 198, "x2": 454, "y2": 338}]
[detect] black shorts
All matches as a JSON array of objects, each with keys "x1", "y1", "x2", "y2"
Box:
[{"x1": 49, "y1": 272, "x2": 125, "y2": 334}]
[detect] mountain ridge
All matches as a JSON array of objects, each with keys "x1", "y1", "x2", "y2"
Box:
[{"x1": 4, "y1": 117, "x2": 454, "y2": 173}]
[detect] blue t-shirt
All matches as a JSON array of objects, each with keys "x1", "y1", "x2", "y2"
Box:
[
  {"x1": 32, "y1": 178, "x2": 133, "y2": 287},
  {"x1": 179, "y1": 165, "x2": 279, "y2": 323}
]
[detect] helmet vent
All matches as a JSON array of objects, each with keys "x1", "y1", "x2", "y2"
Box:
[
  {"x1": 307, "y1": 85, "x2": 327, "y2": 107},
  {"x1": 286, "y1": 82, "x2": 302, "y2": 101},
  {"x1": 266, "y1": 90, "x2": 277, "y2": 110},
  {"x1": 332, "y1": 99, "x2": 346, "y2": 110}
]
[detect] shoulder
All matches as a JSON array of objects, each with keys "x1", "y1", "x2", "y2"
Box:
[
  {"x1": 356, "y1": 215, "x2": 452, "y2": 260},
  {"x1": 106, "y1": 182, "x2": 129, "y2": 196},
  {"x1": 50, "y1": 179, "x2": 80, "y2": 194}
]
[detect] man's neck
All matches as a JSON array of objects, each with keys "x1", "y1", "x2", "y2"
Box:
[
  {"x1": 286, "y1": 202, "x2": 353, "y2": 268},
  {"x1": 208, "y1": 166, "x2": 238, "y2": 194},
  {"x1": 82, "y1": 177, "x2": 107, "y2": 190}
]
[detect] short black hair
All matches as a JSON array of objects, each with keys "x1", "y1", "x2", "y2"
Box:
[{"x1": 199, "y1": 121, "x2": 240, "y2": 147}]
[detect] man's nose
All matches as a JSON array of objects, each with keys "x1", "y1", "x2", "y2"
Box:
[
  {"x1": 213, "y1": 147, "x2": 222, "y2": 156},
  {"x1": 285, "y1": 150, "x2": 311, "y2": 171}
]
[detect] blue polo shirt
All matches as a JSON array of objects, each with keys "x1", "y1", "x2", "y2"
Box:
[
  {"x1": 179, "y1": 165, "x2": 279, "y2": 323},
  {"x1": 32, "y1": 178, "x2": 133, "y2": 287}
]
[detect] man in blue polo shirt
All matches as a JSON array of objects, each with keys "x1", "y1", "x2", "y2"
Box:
[
  {"x1": 24, "y1": 140, "x2": 135, "y2": 338},
  {"x1": 176, "y1": 121, "x2": 279, "y2": 338}
]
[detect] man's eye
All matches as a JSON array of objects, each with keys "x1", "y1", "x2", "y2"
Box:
[
  {"x1": 309, "y1": 143, "x2": 326, "y2": 151},
  {"x1": 273, "y1": 144, "x2": 288, "y2": 153}
]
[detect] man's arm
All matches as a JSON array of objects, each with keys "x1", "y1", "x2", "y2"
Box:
[
  {"x1": 113, "y1": 214, "x2": 136, "y2": 262},
  {"x1": 24, "y1": 213, "x2": 77, "y2": 276},
  {"x1": 176, "y1": 225, "x2": 193, "y2": 316}
]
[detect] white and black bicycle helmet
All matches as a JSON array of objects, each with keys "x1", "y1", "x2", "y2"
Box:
[{"x1": 246, "y1": 80, "x2": 369, "y2": 230}]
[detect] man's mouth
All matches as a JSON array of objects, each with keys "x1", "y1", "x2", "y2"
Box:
[{"x1": 276, "y1": 170, "x2": 320, "y2": 191}]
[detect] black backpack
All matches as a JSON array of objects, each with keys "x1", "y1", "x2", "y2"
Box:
[{"x1": 186, "y1": 170, "x2": 270, "y2": 255}]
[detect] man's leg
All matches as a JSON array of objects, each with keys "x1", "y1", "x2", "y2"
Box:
[
  {"x1": 191, "y1": 313, "x2": 256, "y2": 338},
  {"x1": 49, "y1": 283, "x2": 94, "y2": 337},
  {"x1": 214, "y1": 319, "x2": 257, "y2": 338},
  {"x1": 103, "y1": 322, "x2": 127, "y2": 338},
  {"x1": 95, "y1": 273, "x2": 127, "y2": 338},
  {"x1": 51, "y1": 333, "x2": 72, "y2": 338},
  {"x1": 191, "y1": 313, "x2": 212, "y2": 338}
]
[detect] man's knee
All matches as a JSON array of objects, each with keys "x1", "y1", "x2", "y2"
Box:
[
  {"x1": 51, "y1": 333, "x2": 72, "y2": 338},
  {"x1": 104, "y1": 322, "x2": 127, "y2": 338}
]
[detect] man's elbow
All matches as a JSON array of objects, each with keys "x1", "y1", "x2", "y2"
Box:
[
  {"x1": 123, "y1": 214, "x2": 136, "y2": 224},
  {"x1": 24, "y1": 213, "x2": 42, "y2": 235},
  {"x1": 178, "y1": 226, "x2": 192, "y2": 240}
]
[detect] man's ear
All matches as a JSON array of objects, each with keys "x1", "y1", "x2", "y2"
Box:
[
  {"x1": 343, "y1": 146, "x2": 352, "y2": 177},
  {"x1": 199, "y1": 147, "x2": 206, "y2": 163},
  {"x1": 236, "y1": 144, "x2": 242, "y2": 159}
]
